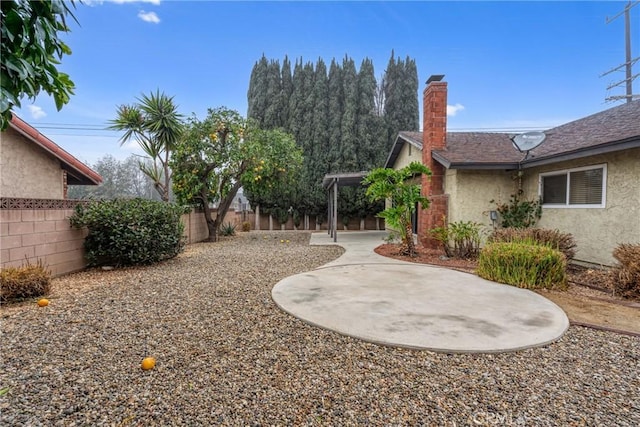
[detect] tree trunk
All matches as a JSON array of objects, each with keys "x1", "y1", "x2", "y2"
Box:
[
  {"x1": 202, "y1": 198, "x2": 218, "y2": 242},
  {"x1": 399, "y1": 222, "x2": 416, "y2": 257},
  {"x1": 202, "y1": 180, "x2": 243, "y2": 242}
]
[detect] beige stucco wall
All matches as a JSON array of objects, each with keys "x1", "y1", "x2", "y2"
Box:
[
  {"x1": 0, "y1": 128, "x2": 64, "y2": 199},
  {"x1": 393, "y1": 141, "x2": 422, "y2": 169},
  {"x1": 445, "y1": 169, "x2": 515, "y2": 229},
  {"x1": 518, "y1": 148, "x2": 640, "y2": 266}
]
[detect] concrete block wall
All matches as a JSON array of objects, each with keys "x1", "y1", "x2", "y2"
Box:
[{"x1": 1, "y1": 208, "x2": 87, "y2": 276}]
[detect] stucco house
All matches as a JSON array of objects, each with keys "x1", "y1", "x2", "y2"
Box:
[
  {"x1": 1, "y1": 114, "x2": 102, "y2": 199},
  {"x1": 386, "y1": 75, "x2": 640, "y2": 266}
]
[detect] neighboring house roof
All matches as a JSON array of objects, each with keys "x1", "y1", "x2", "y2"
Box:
[
  {"x1": 388, "y1": 100, "x2": 640, "y2": 170},
  {"x1": 7, "y1": 114, "x2": 102, "y2": 185}
]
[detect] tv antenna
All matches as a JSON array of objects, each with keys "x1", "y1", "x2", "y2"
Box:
[
  {"x1": 511, "y1": 131, "x2": 546, "y2": 160},
  {"x1": 601, "y1": 1, "x2": 640, "y2": 103}
]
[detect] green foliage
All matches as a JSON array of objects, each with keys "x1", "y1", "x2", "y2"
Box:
[
  {"x1": 271, "y1": 207, "x2": 290, "y2": 226},
  {"x1": 384, "y1": 52, "x2": 420, "y2": 150},
  {"x1": 292, "y1": 210, "x2": 301, "y2": 228},
  {"x1": 171, "y1": 107, "x2": 301, "y2": 241},
  {"x1": 108, "y1": 91, "x2": 184, "y2": 202},
  {"x1": 219, "y1": 222, "x2": 236, "y2": 237},
  {"x1": 0, "y1": 259, "x2": 51, "y2": 302},
  {"x1": 363, "y1": 162, "x2": 431, "y2": 256},
  {"x1": 430, "y1": 220, "x2": 483, "y2": 259},
  {"x1": 1, "y1": 0, "x2": 77, "y2": 129},
  {"x1": 488, "y1": 227, "x2": 577, "y2": 261},
  {"x1": 611, "y1": 243, "x2": 640, "y2": 298},
  {"x1": 69, "y1": 199, "x2": 185, "y2": 267},
  {"x1": 246, "y1": 53, "x2": 417, "y2": 221},
  {"x1": 492, "y1": 193, "x2": 542, "y2": 229},
  {"x1": 477, "y1": 242, "x2": 567, "y2": 290}
]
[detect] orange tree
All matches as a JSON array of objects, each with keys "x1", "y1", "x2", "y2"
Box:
[
  {"x1": 363, "y1": 161, "x2": 431, "y2": 256},
  {"x1": 170, "y1": 107, "x2": 301, "y2": 242}
]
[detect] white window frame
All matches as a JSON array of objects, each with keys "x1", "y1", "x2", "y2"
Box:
[{"x1": 538, "y1": 163, "x2": 607, "y2": 209}]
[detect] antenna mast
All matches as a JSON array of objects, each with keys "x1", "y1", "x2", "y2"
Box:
[{"x1": 601, "y1": 1, "x2": 639, "y2": 103}]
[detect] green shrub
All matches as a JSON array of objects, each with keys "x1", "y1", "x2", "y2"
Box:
[
  {"x1": 477, "y1": 242, "x2": 567, "y2": 290},
  {"x1": 611, "y1": 243, "x2": 640, "y2": 298},
  {"x1": 241, "y1": 221, "x2": 251, "y2": 232},
  {"x1": 491, "y1": 193, "x2": 542, "y2": 228},
  {"x1": 272, "y1": 207, "x2": 289, "y2": 226},
  {"x1": 430, "y1": 220, "x2": 483, "y2": 259},
  {"x1": 69, "y1": 198, "x2": 185, "y2": 267},
  {"x1": 219, "y1": 222, "x2": 236, "y2": 236},
  {"x1": 488, "y1": 227, "x2": 577, "y2": 261},
  {"x1": 0, "y1": 260, "x2": 51, "y2": 301}
]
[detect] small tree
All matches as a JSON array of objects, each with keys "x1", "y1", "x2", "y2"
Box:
[
  {"x1": 363, "y1": 161, "x2": 431, "y2": 256},
  {"x1": 171, "y1": 107, "x2": 302, "y2": 242},
  {"x1": 109, "y1": 91, "x2": 183, "y2": 202},
  {"x1": 1, "y1": 0, "x2": 78, "y2": 129}
]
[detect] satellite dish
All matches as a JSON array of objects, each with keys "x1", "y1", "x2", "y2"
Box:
[{"x1": 512, "y1": 131, "x2": 546, "y2": 153}]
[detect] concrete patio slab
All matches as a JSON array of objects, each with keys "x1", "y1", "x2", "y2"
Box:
[{"x1": 271, "y1": 231, "x2": 570, "y2": 353}]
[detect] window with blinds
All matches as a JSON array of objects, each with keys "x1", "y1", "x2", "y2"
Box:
[{"x1": 539, "y1": 164, "x2": 606, "y2": 208}]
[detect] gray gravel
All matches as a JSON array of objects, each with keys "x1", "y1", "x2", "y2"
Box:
[{"x1": 1, "y1": 231, "x2": 638, "y2": 426}]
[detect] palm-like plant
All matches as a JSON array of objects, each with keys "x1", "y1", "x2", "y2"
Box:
[
  {"x1": 108, "y1": 91, "x2": 183, "y2": 202},
  {"x1": 363, "y1": 161, "x2": 432, "y2": 257}
]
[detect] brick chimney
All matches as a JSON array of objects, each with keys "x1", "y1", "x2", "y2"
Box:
[{"x1": 419, "y1": 74, "x2": 449, "y2": 248}]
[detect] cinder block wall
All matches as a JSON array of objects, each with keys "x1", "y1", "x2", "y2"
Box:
[
  {"x1": 1, "y1": 207, "x2": 87, "y2": 276},
  {"x1": 1, "y1": 200, "x2": 383, "y2": 278}
]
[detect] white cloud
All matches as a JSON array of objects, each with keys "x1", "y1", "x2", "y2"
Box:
[
  {"x1": 138, "y1": 10, "x2": 160, "y2": 23},
  {"x1": 27, "y1": 105, "x2": 47, "y2": 120},
  {"x1": 447, "y1": 103, "x2": 465, "y2": 117}
]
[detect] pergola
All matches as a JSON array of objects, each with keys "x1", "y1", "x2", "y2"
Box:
[{"x1": 322, "y1": 171, "x2": 369, "y2": 242}]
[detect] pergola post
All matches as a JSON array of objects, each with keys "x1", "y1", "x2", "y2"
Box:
[
  {"x1": 332, "y1": 179, "x2": 338, "y2": 242},
  {"x1": 321, "y1": 171, "x2": 369, "y2": 243}
]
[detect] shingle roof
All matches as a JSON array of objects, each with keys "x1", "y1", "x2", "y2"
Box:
[
  {"x1": 524, "y1": 99, "x2": 640, "y2": 165},
  {"x1": 434, "y1": 132, "x2": 523, "y2": 168},
  {"x1": 8, "y1": 114, "x2": 103, "y2": 185},
  {"x1": 388, "y1": 100, "x2": 640, "y2": 170}
]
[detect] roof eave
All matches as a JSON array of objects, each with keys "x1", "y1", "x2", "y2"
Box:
[
  {"x1": 384, "y1": 133, "x2": 423, "y2": 169},
  {"x1": 432, "y1": 151, "x2": 519, "y2": 170},
  {"x1": 521, "y1": 137, "x2": 640, "y2": 169},
  {"x1": 8, "y1": 115, "x2": 103, "y2": 186}
]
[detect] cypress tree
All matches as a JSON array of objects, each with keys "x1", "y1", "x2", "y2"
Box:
[
  {"x1": 327, "y1": 58, "x2": 343, "y2": 173},
  {"x1": 288, "y1": 59, "x2": 305, "y2": 142},
  {"x1": 307, "y1": 58, "x2": 329, "y2": 216},
  {"x1": 247, "y1": 55, "x2": 269, "y2": 126},
  {"x1": 280, "y1": 56, "x2": 293, "y2": 128},
  {"x1": 263, "y1": 59, "x2": 283, "y2": 128},
  {"x1": 340, "y1": 56, "x2": 358, "y2": 172},
  {"x1": 401, "y1": 56, "x2": 420, "y2": 132}
]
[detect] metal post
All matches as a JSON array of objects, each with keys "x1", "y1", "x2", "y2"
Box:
[
  {"x1": 327, "y1": 184, "x2": 332, "y2": 236},
  {"x1": 333, "y1": 179, "x2": 338, "y2": 242}
]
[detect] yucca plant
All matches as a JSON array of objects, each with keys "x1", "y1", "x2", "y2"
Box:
[{"x1": 219, "y1": 222, "x2": 236, "y2": 237}]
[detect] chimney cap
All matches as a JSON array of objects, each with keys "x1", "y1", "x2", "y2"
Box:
[{"x1": 426, "y1": 74, "x2": 445, "y2": 84}]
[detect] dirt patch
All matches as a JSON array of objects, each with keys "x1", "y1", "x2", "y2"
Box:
[{"x1": 374, "y1": 243, "x2": 640, "y2": 336}]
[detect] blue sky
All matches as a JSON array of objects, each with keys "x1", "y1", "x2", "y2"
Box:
[{"x1": 13, "y1": 0, "x2": 640, "y2": 165}]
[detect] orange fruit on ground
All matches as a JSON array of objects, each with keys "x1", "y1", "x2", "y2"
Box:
[
  {"x1": 37, "y1": 299, "x2": 49, "y2": 307},
  {"x1": 141, "y1": 357, "x2": 156, "y2": 370}
]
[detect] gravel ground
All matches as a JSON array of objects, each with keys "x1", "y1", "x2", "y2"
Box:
[{"x1": 1, "y1": 231, "x2": 639, "y2": 426}]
